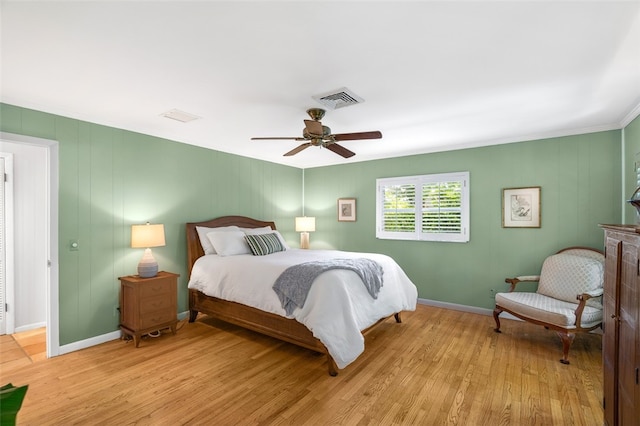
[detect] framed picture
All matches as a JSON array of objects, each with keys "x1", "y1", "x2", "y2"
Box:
[
  {"x1": 338, "y1": 198, "x2": 357, "y2": 222},
  {"x1": 502, "y1": 186, "x2": 541, "y2": 228}
]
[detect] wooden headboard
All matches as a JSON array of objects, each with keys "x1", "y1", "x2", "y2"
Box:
[{"x1": 185, "y1": 216, "x2": 276, "y2": 275}]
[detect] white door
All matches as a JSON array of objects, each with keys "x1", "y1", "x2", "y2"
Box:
[
  {"x1": 0, "y1": 153, "x2": 14, "y2": 335},
  {"x1": 0, "y1": 156, "x2": 5, "y2": 334}
]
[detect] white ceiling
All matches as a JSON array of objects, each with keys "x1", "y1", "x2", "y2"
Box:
[{"x1": 2, "y1": 1, "x2": 640, "y2": 169}]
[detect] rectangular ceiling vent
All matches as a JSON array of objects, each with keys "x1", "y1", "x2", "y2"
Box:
[
  {"x1": 312, "y1": 87, "x2": 364, "y2": 110},
  {"x1": 161, "y1": 109, "x2": 201, "y2": 123}
]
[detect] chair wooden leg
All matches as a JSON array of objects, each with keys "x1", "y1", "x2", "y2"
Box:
[
  {"x1": 493, "y1": 307, "x2": 502, "y2": 333},
  {"x1": 557, "y1": 331, "x2": 575, "y2": 364}
]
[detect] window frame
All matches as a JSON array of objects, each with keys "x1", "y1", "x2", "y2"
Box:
[{"x1": 376, "y1": 171, "x2": 470, "y2": 243}]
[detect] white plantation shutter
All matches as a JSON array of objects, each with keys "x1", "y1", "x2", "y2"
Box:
[
  {"x1": 383, "y1": 182, "x2": 416, "y2": 233},
  {"x1": 422, "y1": 179, "x2": 462, "y2": 235},
  {"x1": 378, "y1": 177, "x2": 419, "y2": 240},
  {"x1": 377, "y1": 172, "x2": 469, "y2": 242}
]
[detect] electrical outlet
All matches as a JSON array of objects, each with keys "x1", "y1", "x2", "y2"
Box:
[
  {"x1": 489, "y1": 289, "x2": 496, "y2": 299},
  {"x1": 114, "y1": 305, "x2": 120, "y2": 317}
]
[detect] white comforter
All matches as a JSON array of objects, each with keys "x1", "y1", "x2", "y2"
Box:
[{"x1": 188, "y1": 249, "x2": 418, "y2": 369}]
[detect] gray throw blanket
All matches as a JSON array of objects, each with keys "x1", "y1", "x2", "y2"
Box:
[{"x1": 273, "y1": 258, "x2": 384, "y2": 316}]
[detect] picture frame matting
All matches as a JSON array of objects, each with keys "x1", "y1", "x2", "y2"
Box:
[
  {"x1": 338, "y1": 198, "x2": 357, "y2": 222},
  {"x1": 502, "y1": 186, "x2": 541, "y2": 228}
]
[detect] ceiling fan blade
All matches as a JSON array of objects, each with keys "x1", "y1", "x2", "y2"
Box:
[
  {"x1": 332, "y1": 131, "x2": 382, "y2": 141},
  {"x1": 284, "y1": 143, "x2": 312, "y2": 156},
  {"x1": 304, "y1": 119, "x2": 323, "y2": 136},
  {"x1": 325, "y1": 143, "x2": 356, "y2": 158},
  {"x1": 251, "y1": 137, "x2": 306, "y2": 141}
]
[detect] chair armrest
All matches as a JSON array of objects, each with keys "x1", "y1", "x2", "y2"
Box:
[
  {"x1": 574, "y1": 288, "x2": 603, "y2": 329},
  {"x1": 577, "y1": 288, "x2": 604, "y2": 299},
  {"x1": 504, "y1": 275, "x2": 540, "y2": 292},
  {"x1": 515, "y1": 275, "x2": 540, "y2": 282}
]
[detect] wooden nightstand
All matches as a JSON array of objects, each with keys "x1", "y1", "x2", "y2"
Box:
[{"x1": 118, "y1": 271, "x2": 179, "y2": 347}]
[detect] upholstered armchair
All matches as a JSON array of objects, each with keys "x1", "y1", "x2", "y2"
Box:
[{"x1": 493, "y1": 247, "x2": 605, "y2": 364}]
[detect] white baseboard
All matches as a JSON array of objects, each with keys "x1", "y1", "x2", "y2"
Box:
[
  {"x1": 418, "y1": 298, "x2": 521, "y2": 321},
  {"x1": 57, "y1": 312, "x2": 191, "y2": 356},
  {"x1": 59, "y1": 330, "x2": 122, "y2": 355},
  {"x1": 14, "y1": 321, "x2": 47, "y2": 334},
  {"x1": 51, "y1": 304, "x2": 601, "y2": 357},
  {"x1": 54, "y1": 305, "x2": 513, "y2": 357},
  {"x1": 56, "y1": 301, "x2": 603, "y2": 359}
]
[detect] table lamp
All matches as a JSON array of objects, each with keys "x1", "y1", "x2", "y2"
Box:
[{"x1": 131, "y1": 223, "x2": 165, "y2": 277}]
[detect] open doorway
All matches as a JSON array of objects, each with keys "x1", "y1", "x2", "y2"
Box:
[{"x1": 0, "y1": 132, "x2": 59, "y2": 358}]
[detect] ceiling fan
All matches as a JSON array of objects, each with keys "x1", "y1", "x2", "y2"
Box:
[{"x1": 251, "y1": 108, "x2": 382, "y2": 158}]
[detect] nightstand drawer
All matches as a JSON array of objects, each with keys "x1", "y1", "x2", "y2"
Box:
[
  {"x1": 140, "y1": 310, "x2": 174, "y2": 329},
  {"x1": 140, "y1": 295, "x2": 172, "y2": 314},
  {"x1": 139, "y1": 280, "x2": 172, "y2": 298}
]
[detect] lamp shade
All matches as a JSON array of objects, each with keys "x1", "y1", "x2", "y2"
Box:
[
  {"x1": 295, "y1": 217, "x2": 316, "y2": 233},
  {"x1": 131, "y1": 223, "x2": 165, "y2": 248}
]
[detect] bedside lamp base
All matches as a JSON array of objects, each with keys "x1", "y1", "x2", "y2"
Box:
[
  {"x1": 137, "y1": 248, "x2": 159, "y2": 278},
  {"x1": 300, "y1": 232, "x2": 310, "y2": 249}
]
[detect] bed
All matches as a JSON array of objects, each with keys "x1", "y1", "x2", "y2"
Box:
[{"x1": 186, "y1": 215, "x2": 418, "y2": 375}]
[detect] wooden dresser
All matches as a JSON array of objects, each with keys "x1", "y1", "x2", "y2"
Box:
[
  {"x1": 119, "y1": 271, "x2": 179, "y2": 347},
  {"x1": 601, "y1": 225, "x2": 640, "y2": 426}
]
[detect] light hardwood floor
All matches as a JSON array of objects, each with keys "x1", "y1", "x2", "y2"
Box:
[
  {"x1": 1, "y1": 327, "x2": 46, "y2": 371},
  {"x1": 0, "y1": 304, "x2": 602, "y2": 425}
]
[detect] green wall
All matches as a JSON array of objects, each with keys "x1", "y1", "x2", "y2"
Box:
[
  {"x1": 0, "y1": 103, "x2": 301, "y2": 345},
  {"x1": 0, "y1": 101, "x2": 633, "y2": 346},
  {"x1": 304, "y1": 131, "x2": 622, "y2": 308}
]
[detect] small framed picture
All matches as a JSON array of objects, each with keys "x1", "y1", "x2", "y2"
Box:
[
  {"x1": 502, "y1": 187, "x2": 541, "y2": 228},
  {"x1": 338, "y1": 198, "x2": 356, "y2": 222}
]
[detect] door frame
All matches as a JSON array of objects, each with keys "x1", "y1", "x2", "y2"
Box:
[
  {"x1": 0, "y1": 153, "x2": 14, "y2": 335},
  {"x1": 0, "y1": 132, "x2": 59, "y2": 357}
]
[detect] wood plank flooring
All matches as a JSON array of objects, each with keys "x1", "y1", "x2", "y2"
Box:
[
  {"x1": 0, "y1": 327, "x2": 46, "y2": 371},
  {"x1": 0, "y1": 305, "x2": 603, "y2": 425}
]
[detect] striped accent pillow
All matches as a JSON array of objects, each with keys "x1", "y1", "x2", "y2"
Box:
[{"x1": 245, "y1": 232, "x2": 285, "y2": 256}]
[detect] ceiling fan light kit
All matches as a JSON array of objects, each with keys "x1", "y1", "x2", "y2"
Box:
[{"x1": 251, "y1": 107, "x2": 382, "y2": 158}]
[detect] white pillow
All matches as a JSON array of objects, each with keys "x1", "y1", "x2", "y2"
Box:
[
  {"x1": 206, "y1": 230, "x2": 251, "y2": 256},
  {"x1": 196, "y1": 225, "x2": 240, "y2": 255},
  {"x1": 242, "y1": 227, "x2": 290, "y2": 250},
  {"x1": 240, "y1": 226, "x2": 272, "y2": 234}
]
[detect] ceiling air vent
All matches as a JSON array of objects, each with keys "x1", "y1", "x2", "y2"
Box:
[
  {"x1": 161, "y1": 109, "x2": 201, "y2": 123},
  {"x1": 312, "y1": 87, "x2": 364, "y2": 110}
]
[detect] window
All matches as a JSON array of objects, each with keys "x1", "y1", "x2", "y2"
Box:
[{"x1": 376, "y1": 171, "x2": 469, "y2": 242}]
